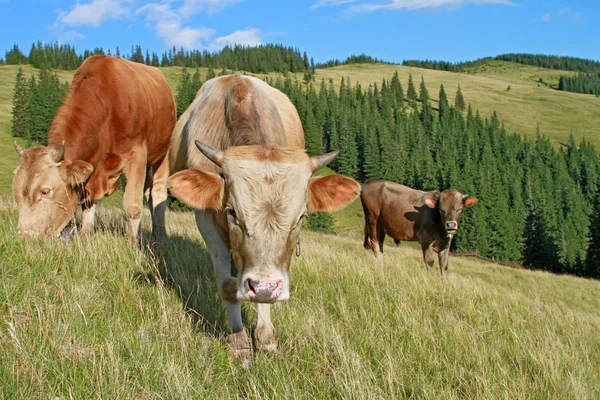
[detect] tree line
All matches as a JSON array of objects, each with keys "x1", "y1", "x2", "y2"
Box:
[
  {"x1": 11, "y1": 66, "x2": 600, "y2": 278},
  {"x1": 558, "y1": 73, "x2": 600, "y2": 96},
  {"x1": 11, "y1": 68, "x2": 69, "y2": 144},
  {"x1": 3, "y1": 42, "x2": 314, "y2": 74}
]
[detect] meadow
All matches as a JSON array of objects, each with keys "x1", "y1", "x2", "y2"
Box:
[
  {"x1": 1, "y1": 203, "x2": 599, "y2": 398},
  {"x1": 1, "y1": 60, "x2": 600, "y2": 398}
]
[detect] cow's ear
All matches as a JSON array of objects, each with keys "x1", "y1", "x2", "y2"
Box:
[
  {"x1": 423, "y1": 192, "x2": 440, "y2": 208},
  {"x1": 168, "y1": 169, "x2": 224, "y2": 210},
  {"x1": 60, "y1": 160, "x2": 94, "y2": 186},
  {"x1": 103, "y1": 153, "x2": 124, "y2": 178},
  {"x1": 463, "y1": 196, "x2": 478, "y2": 208},
  {"x1": 307, "y1": 174, "x2": 360, "y2": 213}
]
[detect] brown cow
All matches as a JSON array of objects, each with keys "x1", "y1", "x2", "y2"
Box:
[
  {"x1": 361, "y1": 180, "x2": 477, "y2": 277},
  {"x1": 12, "y1": 56, "x2": 176, "y2": 244},
  {"x1": 168, "y1": 74, "x2": 360, "y2": 366}
]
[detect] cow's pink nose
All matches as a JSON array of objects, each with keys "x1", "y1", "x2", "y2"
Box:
[{"x1": 244, "y1": 278, "x2": 284, "y2": 302}]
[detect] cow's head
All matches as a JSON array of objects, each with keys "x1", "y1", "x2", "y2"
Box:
[
  {"x1": 169, "y1": 142, "x2": 360, "y2": 303},
  {"x1": 12, "y1": 142, "x2": 94, "y2": 237},
  {"x1": 423, "y1": 189, "x2": 477, "y2": 237}
]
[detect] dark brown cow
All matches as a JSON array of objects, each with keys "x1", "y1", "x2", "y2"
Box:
[
  {"x1": 361, "y1": 180, "x2": 477, "y2": 276},
  {"x1": 168, "y1": 74, "x2": 360, "y2": 366},
  {"x1": 12, "y1": 56, "x2": 176, "y2": 244}
]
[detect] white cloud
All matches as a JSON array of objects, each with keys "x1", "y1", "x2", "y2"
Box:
[
  {"x1": 179, "y1": 0, "x2": 244, "y2": 16},
  {"x1": 58, "y1": 30, "x2": 86, "y2": 43},
  {"x1": 529, "y1": 9, "x2": 584, "y2": 25},
  {"x1": 137, "y1": 1, "x2": 261, "y2": 50},
  {"x1": 311, "y1": 0, "x2": 358, "y2": 10},
  {"x1": 337, "y1": 0, "x2": 514, "y2": 13},
  {"x1": 136, "y1": 3, "x2": 215, "y2": 49},
  {"x1": 211, "y1": 28, "x2": 262, "y2": 49},
  {"x1": 58, "y1": 0, "x2": 131, "y2": 27}
]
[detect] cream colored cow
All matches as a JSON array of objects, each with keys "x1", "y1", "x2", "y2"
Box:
[{"x1": 168, "y1": 74, "x2": 360, "y2": 366}]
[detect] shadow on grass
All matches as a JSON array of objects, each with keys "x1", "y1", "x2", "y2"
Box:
[
  {"x1": 136, "y1": 230, "x2": 253, "y2": 339},
  {"x1": 94, "y1": 207, "x2": 247, "y2": 338}
]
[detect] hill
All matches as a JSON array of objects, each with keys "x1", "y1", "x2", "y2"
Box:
[
  {"x1": 1, "y1": 202, "x2": 599, "y2": 398},
  {"x1": 2, "y1": 59, "x2": 600, "y2": 236}
]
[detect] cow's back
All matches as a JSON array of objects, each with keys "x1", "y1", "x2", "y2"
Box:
[
  {"x1": 49, "y1": 56, "x2": 175, "y2": 166},
  {"x1": 169, "y1": 74, "x2": 304, "y2": 175},
  {"x1": 362, "y1": 180, "x2": 432, "y2": 241}
]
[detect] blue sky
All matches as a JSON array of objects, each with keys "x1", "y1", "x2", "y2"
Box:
[{"x1": 0, "y1": 0, "x2": 598, "y2": 63}]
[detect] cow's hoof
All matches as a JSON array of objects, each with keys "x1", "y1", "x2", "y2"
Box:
[
  {"x1": 225, "y1": 331, "x2": 252, "y2": 368},
  {"x1": 254, "y1": 324, "x2": 277, "y2": 353}
]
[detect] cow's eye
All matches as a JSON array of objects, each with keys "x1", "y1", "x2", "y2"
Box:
[
  {"x1": 40, "y1": 188, "x2": 51, "y2": 197},
  {"x1": 227, "y1": 207, "x2": 239, "y2": 225}
]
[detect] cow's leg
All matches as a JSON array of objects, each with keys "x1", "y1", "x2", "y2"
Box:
[
  {"x1": 377, "y1": 223, "x2": 386, "y2": 255},
  {"x1": 366, "y1": 218, "x2": 381, "y2": 258},
  {"x1": 438, "y1": 247, "x2": 450, "y2": 278},
  {"x1": 122, "y1": 151, "x2": 147, "y2": 247},
  {"x1": 422, "y1": 243, "x2": 435, "y2": 274},
  {"x1": 144, "y1": 166, "x2": 154, "y2": 221},
  {"x1": 194, "y1": 210, "x2": 251, "y2": 366},
  {"x1": 254, "y1": 303, "x2": 277, "y2": 352},
  {"x1": 394, "y1": 239, "x2": 400, "y2": 247},
  {"x1": 80, "y1": 202, "x2": 96, "y2": 236},
  {"x1": 149, "y1": 156, "x2": 169, "y2": 245}
]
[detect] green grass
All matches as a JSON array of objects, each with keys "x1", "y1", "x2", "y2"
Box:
[{"x1": 1, "y1": 200, "x2": 599, "y2": 398}]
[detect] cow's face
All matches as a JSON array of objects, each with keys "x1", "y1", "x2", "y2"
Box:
[
  {"x1": 12, "y1": 142, "x2": 93, "y2": 237},
  {"x1": 424, "y1": 189, "x2": 477, "y2": 237},
  {"x1": 169, "y1": 142, "x2": 360, "y2": 303}
]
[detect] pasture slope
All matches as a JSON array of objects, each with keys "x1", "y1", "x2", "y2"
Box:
[
  {"x1": 1, "y1": 203, "x2": 600, "y2": 398},
  {"x1": 0, "y1": 61, "x2": 599, "y2": 398}
]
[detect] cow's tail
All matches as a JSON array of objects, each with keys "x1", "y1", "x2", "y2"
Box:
[{"x1": 224, "y1": 78, "x2": 255, "y2": 142}]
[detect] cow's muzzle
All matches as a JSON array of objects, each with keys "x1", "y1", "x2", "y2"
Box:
[
  {"x1": 243, "y1": 277, "x2": 285, "y2": 303},
  {"x1": 445, "y1": 221, "x2": 458, "y2": 234}
]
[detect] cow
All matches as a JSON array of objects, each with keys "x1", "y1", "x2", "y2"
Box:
[
  {"x1": 12, "y1": 56, "x2": 176, "y2": 245},
  {"x1": 167, "y1": 74, "x2": 360, "y2": 366},
  {"x1": 360, "y1": 180, "x2": 477, "y2": 277}
]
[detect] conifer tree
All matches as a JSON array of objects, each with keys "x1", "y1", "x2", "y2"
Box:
[
  {"x1": 11, "y1": 68, "x2": 29, "y2": 138},
  {"x1": 522, "y1": 207, "x2": 561, "y2": 271},
  {"x1": 406, "y1": 73, "x2": 418, "y2": 101},
  {"x1": 390, "y1": 71, "x2": 404, "y2": 108},
  {"x1": 206, "y1": 67, "x2": 216, "y2": 80},
  {"x1": 175, "y1": 68, "x2": 191, "y2": 118},
  {"x1": 438, "y1": 84, "x2": 449, "y2": 120},
  {"x1": 419, "y1": 76, "x2": 429, "y2": 104},
  {"x1": 585, "y1": 182, "x2": 600, "y2": 278},
  {"x1": 455, "y1": 84, "x2": 466, "y2": 111},
  {"x1": 336, "y1": 113, "x2": 359, "y2": 178}
]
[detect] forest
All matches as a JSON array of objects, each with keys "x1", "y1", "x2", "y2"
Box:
[{"x1": 8, "y1": 44, "x2": 600, "y2": 278}]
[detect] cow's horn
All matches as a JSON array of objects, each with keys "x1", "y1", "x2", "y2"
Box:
[
  {"x1": 14, "y1": 141, "x2": 24, "y2": 157},
  {"x1": 462, "y1": 194, "x2": 470, "y2": 200},
  {"x1": 310, "y1": 150, "x2": 339, "y2": 172},
  {"x1": 52, "y1": 141, "x2": 65, "y2": 162},
  {"x1": 195, "y1": 141, "x2": 224, "y2": 167}
]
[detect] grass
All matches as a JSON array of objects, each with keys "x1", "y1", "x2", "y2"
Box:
[{"x1": 1, "y1": 199, "x2": 599, "y2": 398}]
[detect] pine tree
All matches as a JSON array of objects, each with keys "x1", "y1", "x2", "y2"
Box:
[
  {"x1": 336, "y1": 113, "x2": 359, "y2": 178},
  {"x1": 438, "y1": 84, "x2": 449, "y2": 120},
  {"x1": 206, "y1": 67, "x2": 216, "y2": 80},
  {"x1": 419, "y1": 76, "x2": 429, "y2": 104},
  {"x1": 303, "y1": 109, "x2": 323, "y2": 156},
  {"x1": 11, "y1": 68, "x2": 29, "y2": 138},
  {"x1": 455, "y1": 84, "x2": 466, "y2": 111},
  {"x1": 406, "y1": 73, "x2": 418, "y2": 101},
  {"x1": 175, "y1": 68, "x2": 191, "y2": 118},
  {"x1": 522, "y1": 207, "x2": 561, "y2": 271},
  {"x1": 585, "y1": 181, "x2": 600, "y2": 278}
]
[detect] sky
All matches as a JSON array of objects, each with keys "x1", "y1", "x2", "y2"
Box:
[{"x1": 0, "y1": 0, "x2": 598, "y2": 63}]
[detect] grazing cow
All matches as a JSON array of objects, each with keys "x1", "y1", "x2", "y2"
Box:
[
  {"x1": 168, "y1": 74, "x2": 360, "y2": 366},
  {"x1": 12, "y1": 56, "x2": 176, "y2": 244},
  {"x1": 361, "y1": 180, "x2": 477, "y2": 277}
]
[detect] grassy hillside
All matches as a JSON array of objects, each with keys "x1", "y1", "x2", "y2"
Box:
[
  {"x1": 2, "y1": 60, "x2": 599, "y2": 234},
  {"x1": 1, "y1": 201, "x2": 599, "y2": 398}
]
